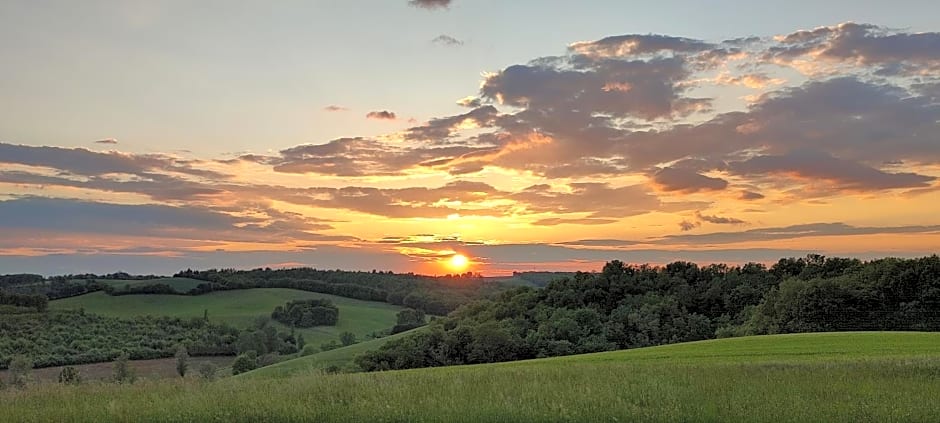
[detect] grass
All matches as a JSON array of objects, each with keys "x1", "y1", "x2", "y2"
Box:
[
  {"x1": 94, "y1": 277, "x2": 205, "y2": 293},
  {"x1": 240, "y1": 327, "x2": 429, "y2": 378},
  {"x1": 49, "y1": 288, "x2": 405, "y2": 348},
  {"x1": 3, "y1": 332, "x2": 940, "y2": 422}
]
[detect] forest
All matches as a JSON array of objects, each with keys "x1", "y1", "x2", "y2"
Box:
[{"x1": 356, "y1": 255, "x2": 940, "y2": 371}]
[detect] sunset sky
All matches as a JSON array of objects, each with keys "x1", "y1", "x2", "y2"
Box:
[{"x1": 1, "y1": 0, "x2": 939, "y2": 275}]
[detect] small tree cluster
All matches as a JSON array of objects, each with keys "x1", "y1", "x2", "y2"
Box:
[
  {"x1": 271, "y1": 299, "x2": 339, "y2": 328},
  {"x1": 113, "y1": 352, "x2": 136, "y2": 384},
  {"x1": 392, "y1": 308, "x2": 426, "y2": 334},
  {"x1": 58, "y1": 366, "x2": 81, "y2": 385}
]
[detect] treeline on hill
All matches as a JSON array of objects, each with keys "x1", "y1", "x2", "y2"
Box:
[
  {"x1": 175, "y1": 268, "x2": 496, "y2": 315},
  {"x1": 0, "y1": 291, "x2": 48, "y2": 313},
  {"x1": 0, "y1": 275, "x2": 103, "y2": 300},
  {"x1": 0, "y1": 310, "x2": 241, "y2": 369},
  {"x1": 356, "y1": 255, "x2": 940, "y2": 371},
  {"x1": 271, "y1": 299, "x2": 339, "y2": 327}
]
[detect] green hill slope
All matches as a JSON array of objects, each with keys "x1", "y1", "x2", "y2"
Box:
[
  {"x1": 240, "y1": 326, "x2": 429, "y2": 378},
  {"x1": 4, "y1": 332, "x2": 940, "y2": 422},
  {"x1": 49, "y1": 288, "x2": 405, "y2": 347}
]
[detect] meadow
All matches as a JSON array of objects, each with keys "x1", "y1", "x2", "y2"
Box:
[
  {"x1": 49, "y1": 288, "x2": 405, "y2": 347},
  {"x1": 3, "y1": 332, "x2": 939, "y2": 422}
]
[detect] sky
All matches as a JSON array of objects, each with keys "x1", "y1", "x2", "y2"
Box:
[{"x1": 1, "y1": 0, "x2": 939, "y2": 276}]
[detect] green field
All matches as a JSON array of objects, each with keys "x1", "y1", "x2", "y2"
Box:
[
  {"x1": 49, "y1": 288, "x2": 405, "y2": 347},
  {"x1": 3, "y1": 332, "x2": 940, "y2": 422},
  {"x1": 95, "y1": 277, "x2": 205, "y2": 293},
  {"x1": 240, "y1": 326, "x2": 429, "y2": 378}
]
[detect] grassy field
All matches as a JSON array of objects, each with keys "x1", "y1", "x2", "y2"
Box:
[
  {"x1": 95, "y1": 277, "x2": 205, "y2": 293},
  {"x1": 49, "y1": 288, "x2": 405, "y2": 348},
  {"x1": 240, "y1": 327, "x2": 429, "y2": 378},
  {"x1": 3, "y1": 332, "x2": 939, "y2": 422}
]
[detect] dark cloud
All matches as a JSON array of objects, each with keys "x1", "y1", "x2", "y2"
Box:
[
  {"x1": 94, "y1": 138, "x2": 118, "y2": 145},
  {"x1": 657, "y1": 222, "x2": 940, "y2": 245},
  {"x1": 408, "y1": 0, "x2": 450, "y2": 9},
  {"x1": 323, "y1": 105, "x2": 349, "y2": 112},
  {"x1": 366, "y1": 110, "x2": 397, "y2": 120},
  {"x1": 769, "y1": 23, "x2": 940, "y2": 74},
  {"x1": 531, "y1": 218, "x2": 618, "y2": 226},
  {"x1": 569, "y1": 34, "x2": 714, "y2": 57},
  {"x1": 740, "y1": 191, "x2": 765, "y2": 200},
  {"x1": 0, "y1": 197, "x2": 341, "y2": 244},
  {"x1": 679, "y1": 220, "x2": 700, "y2": 231},
  {"x1": 0, "y1": 143, "x2": 228, "y2": 179},
  {"x1": 696, "y1": 212, "x2": 747, "y2": 225},
  {"x1": 652, "y1": 167, "x2": 728, "y2": 193},
  {"x1": 728, "y1": 151, "x2": 934, "y2": 191},
  {"x1": 432, "y1": 34, "x2": 463, "y2": 46}
]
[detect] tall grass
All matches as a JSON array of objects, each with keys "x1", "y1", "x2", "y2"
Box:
[{"x1": 3, "y1": 332, "x2": 940, "y2": 422}]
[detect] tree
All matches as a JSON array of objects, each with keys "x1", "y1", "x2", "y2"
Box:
[
  {"x1": 320, "y1": 340, "x2": 340, "y2": 351},
  {"x1": 340, "y1": 331, "x2": 357, "y2": 346},
  {"x1": 175, "y1": 344, "x2": 189, "y2": 378},
  {"x1": 198, "y1": 362, "x2": 217, "y2": 380},
  {"x1": 58, "y1": 366, "x2": 81, "y2": 385},
  {"x1": 231, "y1": 351, "x2": 258, "y2": 375},
  {"x1": 113, "y1": 352, "x2": 135, "y2": 384},
  {"x1": 8, "y1": 355, "x2": 32, "y2": 388},
  {"x1": 296, "y1": 333, "x2": 306, "y2": 351}
]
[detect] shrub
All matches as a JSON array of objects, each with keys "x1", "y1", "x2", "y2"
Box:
[
  {"x1": 231, "y1": 352, "x2": 258, "y2": 375},
  {"x1": 113, "y1": 353, "x2": 136, "y2": 384},
  {"x1": 175, "y1": 345, "x2": 189, "y2": 377},
  {"x1": 198, "y1": 362, "x2": 217, "y2": 380},
  {"x1": 57, "y1": 366, "x2": 81, "y2": 385}
]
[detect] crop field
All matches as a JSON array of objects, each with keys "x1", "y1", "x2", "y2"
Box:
[
  {"x1": 3, "y1": 332, "x2": 939, "y2": 422},
  {"x1": 48, "y1": 288, "x2": 405, "y2": 347}
]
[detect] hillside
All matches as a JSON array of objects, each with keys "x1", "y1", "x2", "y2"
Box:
[
  {"x1": 239, "y1": 326, "x2": 429, "y2": 378},
  {"x1": 4, "y1": 332, "x2": 940, "y2": 422},
  {"x1": 49, "y1": 288, "x2": 406, "y2": 347}
]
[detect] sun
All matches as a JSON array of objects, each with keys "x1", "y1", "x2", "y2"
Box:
[{"x1": 448, "y1": 254, "x2": 469, "y2": 271}]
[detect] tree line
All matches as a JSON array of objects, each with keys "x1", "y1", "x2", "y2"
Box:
[{"x1": 356, "y1": 255, "x2": 940, "y2": 371}]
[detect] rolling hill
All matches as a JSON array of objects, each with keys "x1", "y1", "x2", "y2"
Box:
[
  {"x1": 95, "y1": 277, "x2": 205, "y2": 294},
  {"x1": 4, "y1": 332, "x2": 939, "y2": 422},
  {"x1": 49, "y1": 288, "x2": 406, "y2": 347},
  {"x1": 239, "y1": 326, "x2": 429, "y2": 378}
]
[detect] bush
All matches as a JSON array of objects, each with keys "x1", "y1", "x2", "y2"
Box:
[
  {"x1": 231, "y1": 352, "x2": 258, "y2": 375},
  {"x1": 57, "y1": 366, "x2": 81, "y2": 385},
  {"x1": 113, "y1": 353, "x2": 136, "y2": 384},
  {"x1": 320, "y1": 340, "x2": 340, "y2": 352},
  {"x1": 271, "y1": 299, "x2": 338, "y2": 328},
  {"x1": 175, "y1": 345, "x2": 189, "y2": 377},
  {"x1": 198, "y1": 362, "x2": 217, "y2": 380},
  {"x1": 300, "y1": 345, "x2": 319, "y2": 356},
  {"x1": 8, "y1": 355, "x2": 32, "y2": 388},
  {"x1": 340, "y1": 332, "x2": 357, "y2": 346}
]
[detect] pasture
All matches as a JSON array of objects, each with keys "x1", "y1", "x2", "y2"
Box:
[{"x1": 3, "y1": 332, "x2": 939, "y2": 422}]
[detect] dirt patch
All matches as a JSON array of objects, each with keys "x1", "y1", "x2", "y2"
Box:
[{"x1": 0, "y1": 356, "x2": 234, "y2": 384}]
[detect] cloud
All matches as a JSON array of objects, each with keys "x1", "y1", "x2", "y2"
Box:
[
  {"x1": 679, "y1": 220, "x2": 700, "y2": 231},
  {"x1": 432, "y1": 34, "x2": 463, "y2": 46},
  {"x1": 366, "y1": 110, "x2": 397, "y2": 120},
  {"x1": 769, "y1": 23, "x2": 940, "y2": 75},
  {"x1": 0, "y1": 142, "x2": 227, "y2": 179},
  {"x1": 652, "y1": 167, "x2": 728, "y2": 193},
  {"x1": 696, "y1": 212, "x2": 747, "y2": 225},
  {"x1": 323, "y1": 105, "x2": 349, "y2": 112},
  {"x1": 657, "y1": 222, "x2": 940, "y2": 245},
  {"x1": 94, "y1": 138, "x2": 118, "y2": 145},
  {"x1": 408, "y1": 0, "x2": 451, "y2": 9},
  {"x1": 728, "y1": 150, "x2": 934, "y2": 191},
  {"x1": 740, "y1": 191, "x2": 765, "y2": 200},
  {"x1": 569, "y1": 34, "x2": 714, "y2": 57}
]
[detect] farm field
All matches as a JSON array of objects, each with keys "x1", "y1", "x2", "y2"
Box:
[
  {"x1": 0, "y1": 356, "x2": 233, "y2": 384},
  {"x1": 48, "y1": 288, "x2": 406, "y2": 347},
  {"x1": 3, "y1": 332, "x2": 939, "y2": 422}
]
